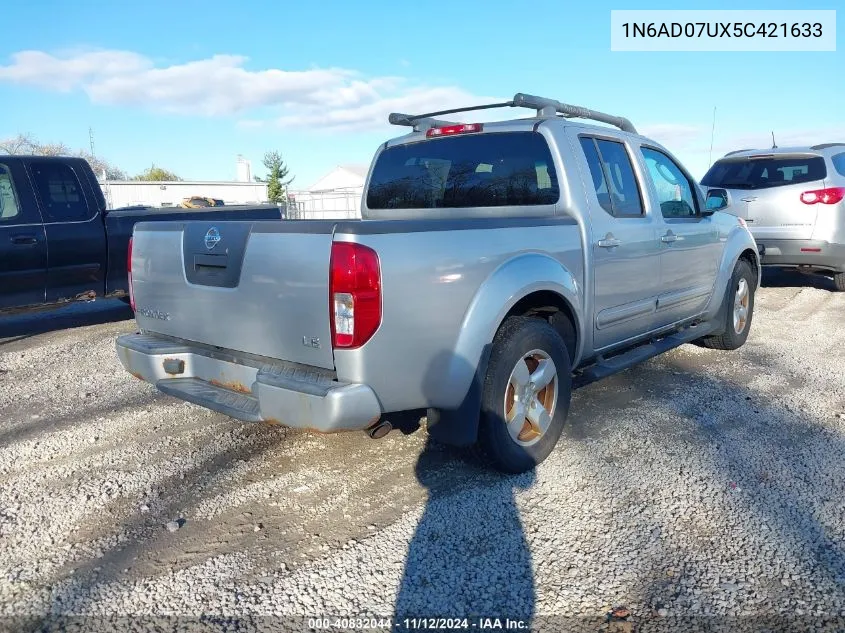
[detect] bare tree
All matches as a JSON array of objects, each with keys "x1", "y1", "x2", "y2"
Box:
[
  {"x1": 36, "y1": 142, "x2": 71, "y2": 156},
  {"x1": 0, "y1": 133, "x2": 37, "y2": 155},
  {"x1": 0, "y1": 133, "x2": 128, "y2": 180}
]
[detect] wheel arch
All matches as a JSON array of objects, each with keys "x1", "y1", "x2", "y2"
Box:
[{"x1": 426, "y1": 253, "x2": 583, "y2": 447}]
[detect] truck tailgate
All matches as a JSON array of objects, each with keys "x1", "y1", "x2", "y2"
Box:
[{"x1": 131, "y1": 220, "x2": 336, "y2": 369}]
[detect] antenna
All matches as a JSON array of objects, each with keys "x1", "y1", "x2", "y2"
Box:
[
  {"x1": 89, "y1": 127, "x2": 95, "y2": 156},
  {"x1": 771, "y1": 131, "x2": 777, "y2": 149},
  {"x1": 708, "y1": 106, "x2": 717, "y2": 167}
]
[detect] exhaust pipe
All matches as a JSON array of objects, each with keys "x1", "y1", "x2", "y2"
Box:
[{"x1": 366, "y1": 419, "x2": 393, "y2": 439}]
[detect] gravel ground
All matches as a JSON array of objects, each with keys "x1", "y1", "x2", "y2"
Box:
[{"x1": 1, "y1": 271, "x2": 845, "y2": 632}]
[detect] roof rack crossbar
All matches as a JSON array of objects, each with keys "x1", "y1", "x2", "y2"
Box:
[
  {"x1": 388, "y1": 92, "x2": 637, "y2": 134},
  {"x1": 512, "y1": 93, "x2": 637, "y2": 134},
  {"x1": 387, "y1": 114, "x2": 461, "y2": 133}
]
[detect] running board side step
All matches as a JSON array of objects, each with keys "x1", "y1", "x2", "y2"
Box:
[{"x1": 573, "y1": 322, "x2": 716, "y2": 389}]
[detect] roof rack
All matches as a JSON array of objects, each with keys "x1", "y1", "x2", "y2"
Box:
[
  {"x1": 388, "y1": 92, "x2": 637, "y2": 134},
  {"x1": 810, "y1": 142, "x2": 845, "y2": 151}
]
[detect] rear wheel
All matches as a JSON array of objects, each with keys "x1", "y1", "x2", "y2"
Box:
[
  {"x1": 834, "y1": 272, "x2": 845, "y2": 292},
  {"x1": 700, "y1": 259, "x2": 756, "y2": 351},
  {"x1": 475, "y1": 316, "x2": 572, "y2": 474}
]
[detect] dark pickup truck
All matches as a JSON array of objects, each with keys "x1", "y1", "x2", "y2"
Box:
[{"x1": 0, "y1": 156, "x2": 283, "y2": 313}]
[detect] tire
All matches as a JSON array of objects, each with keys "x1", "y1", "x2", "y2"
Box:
[
  {"x1": 700, "y1": 259, "x2": 756, "y2": 351},
  {"x1": 474, "y1": 316, "x2": 572, "y2": 474},
  {"x1": 834, "y1": 272, "x2": 845, "y2": 292}
]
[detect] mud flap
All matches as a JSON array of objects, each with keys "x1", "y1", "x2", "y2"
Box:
[{"x1": 425, "y1": 344, "x2": 491, "y2": 447}]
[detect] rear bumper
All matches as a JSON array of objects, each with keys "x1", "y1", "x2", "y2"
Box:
[
  {"x1": 115, "y1": 333, "x2": 383, "y2": 433},
  {"x1": 754, "y1": 239, "x2": 845, "y2": 272}
]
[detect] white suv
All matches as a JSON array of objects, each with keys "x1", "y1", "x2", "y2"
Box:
[{"x1": 703, "y1": 144, "x2": 845, "y2": 290}]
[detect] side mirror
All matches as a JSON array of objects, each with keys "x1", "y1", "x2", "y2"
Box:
[{"x1": 703, "y1": 188, "x2": 730, "y2": 215}]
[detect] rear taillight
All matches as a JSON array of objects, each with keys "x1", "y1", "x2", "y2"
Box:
[
  {"x1": 127, "y1": 237, "x2": 135, "y2": 311},
  {"x1": 800, "y1": 187, "x2": 845, "y2": 205},
  {"x1": 329, "y1": 242, "x2": 381, "y2": 349},
  {"x1": 426, "y1": 123, "x2": 483, "y2": 138}
]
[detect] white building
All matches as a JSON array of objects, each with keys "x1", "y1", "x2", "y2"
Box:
[
  {"x1": 102, "y1": 180, "x2": 269, "y2": 209},
  {"x1": 236, "y1": 155, "x2": 253, "y2": 183},
  {"x1": 287, "y1": 164, "x2": 368, "y2": 219}
]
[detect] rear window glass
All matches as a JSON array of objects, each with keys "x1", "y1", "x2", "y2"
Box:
[
  {"x1": 833, "y1": 153, "x2": 845, "y2": 177},
  {"x1": 701, "y1": 156, "x2": 826, "y2": 190},
  {"x1": 366, "y1": 132, "x2": 560, "y2": 209},
  {"x1": 29, "y1": 161, "x2": 91, "y2": 221}
]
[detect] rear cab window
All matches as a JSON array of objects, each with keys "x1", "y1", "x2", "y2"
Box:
[
  {"x1": 28, "y1": 161, "x2": 92, "y2": 222},
  {"x1": 366, "y1": 132, "x2": 560, "y2": 209},
  {"x1": 702, "y1": 155, "x2": 827, "y2": 190}
]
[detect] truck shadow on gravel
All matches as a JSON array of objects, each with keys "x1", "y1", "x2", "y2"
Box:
[
  {"x1": 393, "y1": 440, "x2": 536, "y2": 626},
  {"x1": 394, "y1": 351, "x2": 536, "y2": 627},
  {"x1": 605, "y1": 348, "x2": 845, "y2": 626}
]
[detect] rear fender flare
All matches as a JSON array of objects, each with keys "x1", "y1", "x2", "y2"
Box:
[{"x1": 427, "y1": 253, "x2": 582, "y2": 446}]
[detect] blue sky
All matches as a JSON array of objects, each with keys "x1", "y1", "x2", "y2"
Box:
[{"x1": 1, "y1": 0, "x2": 842, "y2": 187}]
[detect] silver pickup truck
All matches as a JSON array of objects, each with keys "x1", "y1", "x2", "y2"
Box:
[{"x1": 116, "y1": 93, "x2": 760, "y2": 473}]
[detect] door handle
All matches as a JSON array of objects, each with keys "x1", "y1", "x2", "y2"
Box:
[
  {"x1": 10, "y1": 234, "x2": 38, "y2": 245},
  {"x1": 661, "y1": 233, "x2": 678, "y2": 244},
  {"x1": 740, "y1": 196, "x2": 757, "y2": 202},
  {"x1": 597, "y1": 237, "x2": 622, "y2": 248}
]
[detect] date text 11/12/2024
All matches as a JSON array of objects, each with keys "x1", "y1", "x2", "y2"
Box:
[{"x1": 308, "y1": 617, "x2": 530, "y2": 630}]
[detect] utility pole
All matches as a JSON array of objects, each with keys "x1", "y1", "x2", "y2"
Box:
[
  {"x1": 89, "y1": 127, "x2": 95, "y2": 156},
  {"x1": 708, "y1": 106, "x2": 717, "y2": 168}
]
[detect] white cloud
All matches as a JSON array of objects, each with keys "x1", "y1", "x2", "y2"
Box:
[
  {"x1": 0, "y1": 50, "x2": 150, "y2": 91},
  {"x1": 0, "y1": 48, "x2": 499, "y2": 131},
  {"x1": 272, "y1": 85, "x2": 506, "y2": 132}
]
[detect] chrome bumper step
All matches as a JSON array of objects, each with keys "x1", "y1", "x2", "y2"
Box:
[{"x1": 156, "y1": 377, "x2": 261, "y2": 422}]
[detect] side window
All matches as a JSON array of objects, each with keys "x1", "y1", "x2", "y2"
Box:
[
  {"x1": 594, "y1": 140, "x2": 644, "y2": 217},
  {"x1": 579, "y1": 137, "x2": 613, "y2": 215},
  {"x1": 29, "y1": 162, "x2": 91, "y2": 222},
  {"x1": 640, "y1": 147, "x2": 699, "y2": 219},
  {"x1": 833, "y1": 153, "x2": 845, "y2": 177},
  {"x1": 0, "y1": 164, "x2": 22, "y2": 222},
  {"x1": 579, "y1": 137, "x2": 644, "y2": 217}
]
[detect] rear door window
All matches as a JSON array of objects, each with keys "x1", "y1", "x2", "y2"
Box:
[
  {"x1": 28, "y1": 161, "x2": 92, "y2": 222},
  {"x1": 701, "y1": 156, "x2": 827, "y2": 190},
  {"x1": 579, "y1": 136, "x2": 644, "y2": 217},
  {"x1": 366, "y1": 132, "x2": 560, "y2": 209}
]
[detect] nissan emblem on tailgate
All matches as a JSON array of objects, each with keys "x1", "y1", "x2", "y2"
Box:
[{"x1": 204, "y1": 227, "x2": 221, "y2": 250}]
